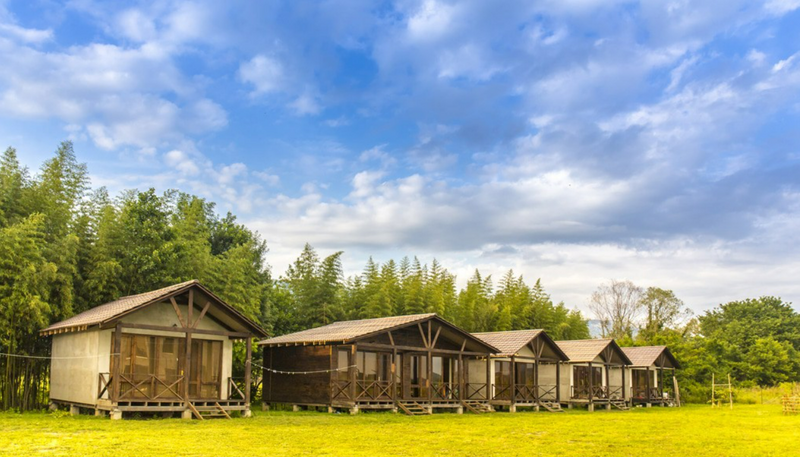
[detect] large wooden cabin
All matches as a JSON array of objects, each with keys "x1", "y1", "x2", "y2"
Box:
[
  {"x1": 473, "y1": 329, "x2": 569, "y2": 412},
  {"x1": 40, "y1": 280, "x2": 268, "y2": 420},
  {"x1": 554, "y1": 339, "x2": 632, "y2": 411},
  {"x1": 259, "y1": 314, "x2": 498, "y2": 415},
  {"x1": 622, "y1": 346, "x2": 680, "y2": 407}
]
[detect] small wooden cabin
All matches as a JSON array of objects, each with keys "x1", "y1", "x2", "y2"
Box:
[
  {"x1": 259, "y1": 313, "x2": 498, "y2": 415},
  {"x1": 473, "y1": 329, "x2": 569, "y2": 412},
  {"x1": 40, "y1": 280, "x2": 268, "y2": 420},
  {"x1": 554, "y1": 339, "x2": 632, "y2": 411},
  {"x1": 622, "y1": 346, "x2": 680, "y2": 406}
]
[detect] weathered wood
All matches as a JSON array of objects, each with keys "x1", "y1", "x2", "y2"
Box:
[
  {"x1": 417, "y1": 323, "x2": 428, "y2": 348},
  {"x1": 431, "y1": 325, "x2": 442, "y2": 349},
  {"x1": 193, "y1": 301, "x2": 211, "y2": 328},
  {"x1": 245, "y1": 337, "x2": 252, "y2": 405},
  {"x1": 112, "y1": 323, "x2": 122, "y2": 403},
  {"x1": 116, "y1": 322, "x2": 249, "y2": 338},
  {"x1": 170, "y1": 297, "x2": 186, "y2": 327},
  {"x1": 187, "y1": 289, "x2": 194, "y2": 326},
  {"x1": 184, "y1": 331, "x2": 192, "y2": 405},
  {"x1": 355, "y1": 342, "x2": 487, "y2": 356}
]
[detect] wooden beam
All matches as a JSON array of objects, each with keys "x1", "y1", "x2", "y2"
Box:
[
  {"x1": 355, "y1": 342, "x2": 488, "y2": 356},
  {"x1": 431, "y1": 325, "x2": 442, "y2": 349},
  {"x1": 417, "y1": 323, "x2": 428, "y2": 348},
  {"x1": 188, "y1": 289, "x2": 194, "y2": 326},
  {"x1": 112, "y1": 322, "x2": 122, "y2": 404},
  {"x1": 460, "y1": 338, "x2": 467, "y2": 352},
  {"x1": 116, "y1": 322, "x2": 249, "y2": 338},
  {"x1": 387, "y1": 330, "x2": 395, "y2": 347},
  {"x1": 193, "y1": 301, "x2": 211, "y2": 329},
  {"x1": 170, "y1": 297, "x2": 186, "y2": 328},
  {"x1": 245, "y1": 337, "x2": 252, "y2": 406},
  {"x1": 184, "y1": 329, "x2": 192, "y2": 404}
]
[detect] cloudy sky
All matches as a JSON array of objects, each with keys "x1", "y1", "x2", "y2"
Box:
[{"x1": 3, "y1": 0, "x2": 800, "y2": 314}]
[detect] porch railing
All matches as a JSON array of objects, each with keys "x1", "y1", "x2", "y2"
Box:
[
  {"x1": 432, "y1": 382, "x2": 458, "y2": 400},
  {"x1": 493, "y1": 384, "x2": 513, "y2": 401},
  {"x1": 572, "y1": 385, "x2": 609, "y2": 400},
  {"x1": 537, "y1": 385, "x2": 558, "y2": 401},
  {"x1": 633, "y1": 387, "x2": 665, "y2": 400},
  {"x1": 465, "y1": 382, "x2": 488, "y2": 400},
  {"x1": 514, "y1": 385, "x2": 537, "y2": 402},
  {"x1": 356, "y1": 380, "x2": 393, "y2": 400},
  {"x1": 331, "y1": 380, "x2": 352, "y2": 401},
  {"x1": 228, "y1": 377, "x2": 246, "y2": 400},
  {"x1": 99, "y1": 373, "x2": 185, "y2": 401}
]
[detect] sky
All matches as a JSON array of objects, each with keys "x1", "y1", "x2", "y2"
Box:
[{"x1": 2, "y1": 0, "x2": 800, "y2": 315}]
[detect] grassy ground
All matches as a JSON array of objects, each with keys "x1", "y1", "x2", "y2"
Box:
[{"x1": 1, "y1": 404, "x2": 798, "y2": 457}]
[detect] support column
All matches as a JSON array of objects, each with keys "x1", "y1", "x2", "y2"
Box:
[
  {"x1": 646, "y1": 366, "x2": 651, "y2": 404},
  {"x1": 510, "y1": 356, "x2": 516, "y2": 413},
  {"x1": 555, "y1": 362, "x2": 561, "y2": 405},
  {"x1": 184, "y1": 329, "x2": 192, "y2": 412},
  {"x1": 112, "y1": 322, "x2": 122, "y2": 406},
  {"x1": 588, "y1": 362, "x2": 594, "y2": 412},
  {"x1": 622, "y1": 365, "x2": 627, "y2": 402},
  {"x1": 244, "y1": 337, "x2": 252, "y2": 417},
  {"x1": 350, "y1": 345, "x2": 357, "y2": 408},
  {"x1": 110, "y1": 409, "x2": 123, "y2": 420},
  {"x1": 69, "y1": 405, "x2": 80, "y2": 416},
  {"x1": 660, "y1": 366, "x2": 665, "y2": 405},
  {"x1": 485, "y1": 357, "x2": 492, "y2": 401}
]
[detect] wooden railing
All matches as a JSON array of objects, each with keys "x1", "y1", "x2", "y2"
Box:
[
  {"x1": 432, "y1": 382, "x2": 458, "y2": 400},
  {"x1": 537, "y1": 385, "x2": 558, "y2": 401},
  {"x1": 572, "y1": 385, "x2": 608, "y2": 400},
  {"x1": 99, "y1": 373, "x2": 186, "y2": 401},
  {"x1": 356, "y1": 380, "x2": 393, "y2": 400},
  {"x1": 465, "y1": 383, "x2": 488, "y2": 400},
  {"x1": 493, "y1": 384, "x2": 513, "y2": 401},
  {"x1": 632, "y1": 387, "x2": 661, "y2": 400},
  {"x1": 228, "y1": 377, "x2": 246, "y2": 400},
  {"x1": 514, "y1": 385, "x2": 537, "y2": 402},
  {"x1": 331, "y1": 380, "x2": 352, "y2": 401}
]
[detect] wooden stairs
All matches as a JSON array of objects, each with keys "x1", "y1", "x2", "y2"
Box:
[
  {"x1": 539, "y1": 401, "x2": 564, "y2": 413},
  {"x1": 188, "y1": 401, "x2": 233, "y2": 420},
  {"x1": 397, "y1": 401, "x2": 431, "y2": 416},
  {"x1": 461, "y1": 400, "x2": 493, "y2": 414},
  {"x1": 610, "y1": 400, "x2": 630, "y2": 411}
]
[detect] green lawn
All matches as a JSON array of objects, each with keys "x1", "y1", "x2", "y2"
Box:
[{"x1": 1, "y1": 405, "x2": 797, "y2": 457}]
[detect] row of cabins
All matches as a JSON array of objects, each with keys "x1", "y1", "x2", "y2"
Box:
[{"x1": 41, "y1": 281, "x2": 679, "y2": 419}]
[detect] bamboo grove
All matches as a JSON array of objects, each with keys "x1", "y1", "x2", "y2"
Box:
[{"x1": 0, "y1": 143, "x2": 589, "y2": 411}]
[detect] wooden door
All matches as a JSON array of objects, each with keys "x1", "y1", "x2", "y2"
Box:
[{"x1": 189, "y1": 339, "x2": 222, "y2": 399}]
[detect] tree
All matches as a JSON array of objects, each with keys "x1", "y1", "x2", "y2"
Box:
[
  {"x1": 588, "y1": 279, "x2": 643, "y2": 340},
  {"x1": 638, "y1": 287, "x2": 692, "y2": 343}
]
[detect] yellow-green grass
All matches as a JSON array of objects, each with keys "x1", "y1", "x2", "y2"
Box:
[{"x1": 1, "y1": 405, "x2": 797, "y2": 457}]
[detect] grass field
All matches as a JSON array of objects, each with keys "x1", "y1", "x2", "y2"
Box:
[{"x1": 1, "y1": 404, "x2": 798, "y2": 457}]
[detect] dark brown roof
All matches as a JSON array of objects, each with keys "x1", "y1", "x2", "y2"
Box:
[
  {"x1": 259, "y1": 314, "x2": 498, "y2": 353},
  {"x1": 555, "y1": 339, "x2": 632, "y2": 364},
  {"x1": 41, "y1": 280, "x2": 268, "y2": 337},
  {"x1": 474, "y1": 330, "x2": 544, "y2": 356},
  {"x1": 260, "y1": 314, "x2": 436, "y2": 346},
  {"x1": 473, "y1": 329, "x2": 569, "y2": 360},
  {"x1": 622, "y1": 346, "x2": 680, "y2": 368}
]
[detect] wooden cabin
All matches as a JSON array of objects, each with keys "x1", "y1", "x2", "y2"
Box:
[
  {"x1": 554, "y1": 339, "x2": 632, "y2": 411},
  {"x1": 259, "y1": 314, "x2": 498, "y2": 415},
  {"x1": 473, "y1": 329, "x2": 569, "y2": 412},
  {"x1": 40, "y1": 280, "x2": 268, "y2": 420},
  {"x1": 622, "y1": 346, "x2": 680, "y2": 407}
]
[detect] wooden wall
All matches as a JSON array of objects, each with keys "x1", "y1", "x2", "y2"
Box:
[{"x1": 263, "y1": 345, "x2": 332, "y2": 405}]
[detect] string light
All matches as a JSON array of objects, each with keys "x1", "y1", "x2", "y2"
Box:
[
  {"x1": 251, "y1": 361, "x2": 356, "y2": 375},
  {"x1": 0, "y1": 352, "x2": 121, "y2": 360}
]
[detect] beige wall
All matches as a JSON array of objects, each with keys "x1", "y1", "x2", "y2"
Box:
[
  {"x1": 50, "y1": 301, "x2": 238, "y2": 405},
  {"x1": 50, "y1": 330, "x2": 103, "y2": 406}
]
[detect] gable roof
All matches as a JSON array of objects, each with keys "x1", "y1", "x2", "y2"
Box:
[
  {"x1": 554, "y1": 339, "x2": 632, "y2": 364},
  {"x1": 473, "y1": 329, "x2": 568, "y2": 360},
  {"x1": 259, "y1": 313, "x2": 498, "y2": 353},
  {"x1": 40, "y1": 280, "x2": 268, "y2": 337},
  {"x1": 622, "y1": 346, "x2": 680, "y2": 368}
]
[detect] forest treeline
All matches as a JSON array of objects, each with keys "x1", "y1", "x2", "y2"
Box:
[{"x1": 1, "y1": 143, "x2": 798, "y2": 409}]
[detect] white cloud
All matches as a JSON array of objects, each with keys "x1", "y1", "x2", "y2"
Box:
[
  {"x1": 764, "y1": 0, "x2": 800, "y2": 15},
  {"x1": 406, "y1": 0, "x2": 459, "y2": 42},
  {"x1": 164, "y1": 149, "x2": 200, "y2": 176},
  {"x1": 238, "y1": 54, "x2": 284, "y2": 95},
  {"x1": 289, "y1": 91, "x2": 322, "y2": 116},
  {"x1": 0, "y1": 23, "x2": 52, "y2": 44}
]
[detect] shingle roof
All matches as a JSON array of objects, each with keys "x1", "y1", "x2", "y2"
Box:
[
  {"x1": 622, "y1": 346, "x2": 680, "y2": 368},
  {"x1": 40, "y1": 280, "x2": 268, "y2": 337},
  {"x1": 554, "y1": 339, "x2": 631, "y2": 364},
  {"x1": 259, "y1": 314, "x2": 436, "y2": 346},
  {"x1": 473, "y1": 329, "x2": 544, "y2": 356}
]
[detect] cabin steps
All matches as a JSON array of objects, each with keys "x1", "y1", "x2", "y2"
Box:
[
  {"x1": 540, "y1": 401, "x2": 564, "y2": 413},
  {"x1": 461, "y1": 400, "x2": 493, "y2": 414},
  {"x1": 610, "y1": 400, "x2": 630, "y2": 411},
  {"x1": 397, "y1": 401, "x2": 431, "y2": 416},
  {"x1": 188, "y1": 401, "x2": 233, "y2": 419}
]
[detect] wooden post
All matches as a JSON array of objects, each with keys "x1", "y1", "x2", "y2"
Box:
[
  {"x1": 458, "y1": 353, "x2": 464, "y2": 402},
  {"x1": 427, "y1": 322, "x2": 432, "y2": 408},
  {"x1": 647, "y1": 366, "x2": 652, "y2": 403},
  {"x1": 510, "y1": 356, "x2": 517, "y2": 411},
  {"x1": 485, "y1": 356, "x2": 491, "y2": 401},
  {"x1": 659, "y1": 366, "x2": 665, "y2": 404},
  {"x1": 184, "y1": 329, "x2": 192, "y2": 406},
  {"x1": 392, "y1": 347, "x2": 398, "y2": 406},
  {"x1": 588, "y1": 362, "x2": 593, "y2": 410},
  {"x1": 350, "y1": 344, "x2": 357, "y2": 407},
  {"x1": 245, "y1": 337, "x2": 252, "y2": 407},
  {"x1": 533, "y1": 358, "x2": 539, "y2": 403},
  {"x1": 621, "y1": 365, "x2": 626, "y2": 401},
  {"x1": 555, "y1": 361, "x2": 561, "y2": 403},
  {"x1": 112, "y1": 322, "x2": 122, "y2": 404}
]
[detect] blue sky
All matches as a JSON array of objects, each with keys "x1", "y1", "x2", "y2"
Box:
[{"x1": 2, "y1": 0, "x2": 800, "y2": 313}]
